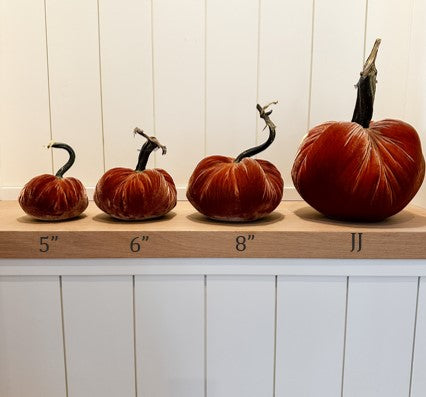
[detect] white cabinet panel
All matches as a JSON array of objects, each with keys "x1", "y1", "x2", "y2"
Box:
[
  {"x1": 343, "y1": 276, "x2": 418, "y2": 397},
  {"x1": 0, "y1": 276, "x2": 66, "y2": 397},
  {"x1": 62, "y1": 276, "x2": 135, "y2": 397},
  {"x1": 276, "y1": 276, "x2": 347, "y2": 397},
  {"x1": 207, "y1": 275, "x2": 275, "y2": 396},
  {"x1": 135, "y1": 275, "x2": 204, "y2": 397},
  {"x1": 410, "y1": 277, "x2": 425, "y2": 397}
]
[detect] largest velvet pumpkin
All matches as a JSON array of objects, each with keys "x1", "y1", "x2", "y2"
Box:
[{"x1": 292, "y1": 39, "x2": 425, "y2": 221}]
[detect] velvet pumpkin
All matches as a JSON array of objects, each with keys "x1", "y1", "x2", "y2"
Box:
[
  {"x1": 94, "y1": 128, "x2": 176, "y2": 220},
  {"x1": 292, "y1": 39, "x2": 425, "y2": 221},
  {"x1": 19, "y1": 142, "x2": 88, "y2": 220},
  {"x1": 187, "y1": 103, "x2": 283, "y2": 221}
]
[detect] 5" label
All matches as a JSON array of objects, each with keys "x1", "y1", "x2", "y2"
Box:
[{"x1": 39, "y1": 235, "x2": 59, "y2": 253}]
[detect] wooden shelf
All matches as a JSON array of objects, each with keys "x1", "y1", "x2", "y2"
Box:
[{"x1": 1, "y1": 201, "x2": 426, "y2": 259}]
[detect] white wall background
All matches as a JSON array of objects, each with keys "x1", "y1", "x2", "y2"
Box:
[{"x1": 1, "y1": 0, "x2": 425, "y2": 204}]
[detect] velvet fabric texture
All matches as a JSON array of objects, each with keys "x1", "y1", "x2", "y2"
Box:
[
  {"x1": 19, "y1": 174, "x2": 88, "y2": 220},
  {"x1": 94, "y1": 167, "x2": 177, "y2": 220},
  {"x1": 292, "y1": 119, "x2": 425, "y2": 221},
  {"x1": 187, "y1": 155, "x2": 283, "y2": 221}
]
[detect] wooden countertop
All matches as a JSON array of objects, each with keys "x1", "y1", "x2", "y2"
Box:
[{"x1": 1, "y1": 201, "x2": 426, "y2": 259}]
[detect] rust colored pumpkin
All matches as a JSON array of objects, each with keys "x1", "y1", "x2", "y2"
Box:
[
  {"x1": 292, "y1": 39, "x2": 425, "y2": 221},
  {"x1": 187, "y1": 103, "x2": 283, "y2": 221},
  {"x1": 94, "y1": 128, "x2": 177, "y2": 220},
  {"x1": 19, "y1": 142, "x2": 88, "y2": 220}
]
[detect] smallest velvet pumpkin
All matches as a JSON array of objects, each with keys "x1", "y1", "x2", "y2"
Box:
[
  {"x1": 94, "y1": 128, "x2": 177, "y2": 220},
  {"x1": 19, "y1": 142, "x2": 88, "y2": 220},
  {"x1": 187, "y1": 102, "x2": 283, "y2": 221}
]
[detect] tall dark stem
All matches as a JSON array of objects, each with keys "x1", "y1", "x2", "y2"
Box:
[
  {"x1": 234, "y1": 101, "x2": 278, "y2": 163},
  {"x1": 48, "y1": 142, "x2": 75, "y2": 178},
  {"x1": 134, "y1": 127, "x2": 167, "y2": 171},
  {"x1": 351, "y1": 38, "x2": 381, "y2": 128}
]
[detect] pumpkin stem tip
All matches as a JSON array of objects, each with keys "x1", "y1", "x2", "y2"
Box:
[
  {"x1": 362, "y1": 38, "x2": 381, "y2": 78},
  {"x1": 133, "y1": 126, "x2": 167, "y2": 154},
  {"x1": 153, "y1": 138, "x2": 167, "y2": 155},
  {"x1": 257, "y1": 101, "x2": 277, "y2": 129},
  {"x1": 133, "y1": 127, "x2": 149, "y2": 140},
  {"x1": 45, "y1": 140, "x2": 56, "y2": 149},
  {"x1": 46, "y1": 142, "x2": 76, "y2": 178},
  {"x1": 134, "y1": 127, "x2": 167, "y2": 171},
  {"x1": 257, "y1": 101, "x2": 278, "y2": 116}
]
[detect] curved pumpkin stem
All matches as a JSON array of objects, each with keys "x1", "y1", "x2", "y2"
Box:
[
  {"x1": 134, "y1": 127, "x2": 167, "y2": 171},
  {"x1": 47, "y1": 142, "x2": 76, "y2": 178},
  {"x1": 234, "y1": 101, "x2": 278, "y2": 163},
  {"x1": 352, "y1": 38, "x2": 381, "y2": 128}
]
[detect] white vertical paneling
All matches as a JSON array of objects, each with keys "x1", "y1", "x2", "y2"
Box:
[
  {"x1": 0, "y1": 276, "x2": 66, "y2": 397},
  {"x1": 0, "y1": 0, "x2": 51, "y2": 187},
  {"x1": 45, "y1": 0, "x2": 104, "y2": 185},
  {"x1": 309, "y1": 0, "x2": 366, "y2": 127},
  {"x1": 406, "y1": 0, "x2": 426, "y2": 208},
  {"x1": 257, "y1": 0, "x2": 313, "y2": 190},
  {"x1": 207, "y1": 275, "x2": 275, "y2": 396},
  {"x1": 62, "y1": 276, "x2": 135, "y2": 397},
  {"x1": 411, "y1": 277, "x2": 425, "y2": 397},
  {"x1": 99, "y1": 0, "x2": 155, "y2": 171},
  {"x1": 205, "y1": 0, "x2": 259, "y2": 157},
  {"x1": 2, "y1": 0, "x2": 426, "y2": 197},
  {"x1": 275, "y1": 276, "x2": 347, "y2": 397},
  {"x1": 135, "y1": 275, "x2": 204, "y2": 397},
  {"x1": 366, "y1": 0, "x2": 414, "y2": 120},
  {"x1": 152, "y1": 0, "x2": 204, "y2": 186},
  {"x1": 343, "y1": 277, "x2": 418, "y2": 397}
]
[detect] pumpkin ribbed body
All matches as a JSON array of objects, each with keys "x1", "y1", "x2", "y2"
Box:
[
  {"x1": 19, "y1": 174, "x2": 88, "y2": 220},
  {"x1": 94, "y1": 167, "x2": 177, "y2": 220},
  {"x1": 292, "y1": 119, "x2": 425, "y2": 221},
  {"x1": 187, "y1": 156, "x2": 283, "y2": 221}
]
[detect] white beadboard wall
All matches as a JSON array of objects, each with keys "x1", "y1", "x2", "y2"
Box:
[
  {"x1": 3, "y1": 262, "x2": 426, "y2": 397},
  {"x1": 1, "y1": 0, "x2": 425, "y2": 205}
]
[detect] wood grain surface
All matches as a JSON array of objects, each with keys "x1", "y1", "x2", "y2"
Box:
[{"x1": 1, "y1": 201, "x2": 426, "y2": 258}]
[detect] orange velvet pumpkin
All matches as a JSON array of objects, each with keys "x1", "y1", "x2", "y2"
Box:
[
  {"x1": 94, "y1": 128, "x2": 177, "y2": 220},
  {"x1": 292, "y1": 39, "x2": 425, "y2": 221},
  {"x1": 19, "y1": 142, "x2": 88, "y2": 220},
  {"x1": 187, "y1": 103, "x2": 283, "y2": 221}
]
